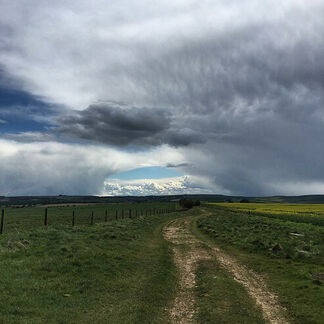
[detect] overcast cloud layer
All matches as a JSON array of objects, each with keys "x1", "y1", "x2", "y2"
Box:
[{"x1": 1, "y1": 0, "x2": 324, "y2": 196}]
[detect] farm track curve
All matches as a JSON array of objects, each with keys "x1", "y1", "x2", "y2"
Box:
[{"x1": 163, "y1": 211, "x2": 288, "y2": 324}]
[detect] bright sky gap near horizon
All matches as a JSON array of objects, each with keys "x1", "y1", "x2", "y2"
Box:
[
  {"x1": 0, "y1": 0, "x2": 324, "y2": 196},
  {"x1": 107, "y1": 167, "x2": 183, "y2": 181}
]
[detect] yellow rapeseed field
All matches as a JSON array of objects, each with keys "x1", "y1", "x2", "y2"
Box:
[{"x1": 211, "y1": 203, "x2": 324, "y2": 217}]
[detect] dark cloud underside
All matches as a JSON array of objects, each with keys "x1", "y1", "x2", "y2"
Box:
[{"x1": 58, "y1": 102, "x2": 206, "y2": 147}]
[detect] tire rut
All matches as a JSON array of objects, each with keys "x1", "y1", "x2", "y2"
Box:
[{"x1": 163, "y1": 213, "x2": 288, "y2": 324}]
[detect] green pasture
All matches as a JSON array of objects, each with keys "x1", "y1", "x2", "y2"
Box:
[
  {"x1": 0, "y1": 202, "x2": 177, "y2": 234},
  {"x1": 198, "y1": 204, "x2": 324, "y2": 323},
  {"x1": 0, "y1": 203, "x2": 180, "y2": 323}
]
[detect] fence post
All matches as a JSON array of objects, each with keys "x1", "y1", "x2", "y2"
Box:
[
  {"x1": 90, "y1": 211, "x2": 94, "y2": 225},
  {"x1": 122, "y1": 209, "x2": 124, "y2": 219},
  {"x1": 115, "y1": 210, "x2": 118, "y2": 220},
  {"x1": 105, "y1": 210, "x2": 108, "y2": 222},
  {"x1": 0, "y1": 209, "x2": 4, "y2": 234},
  {"x1": 72, "y1": 210, "x2": 75, "y2": 226},
  {"x1": 44, "y1": 208, "x2": 48, "y2": 226},
  {"x1": 135, "y1": 209, "x2": 137, "y2": 217},
  {"x1": 129, "y1": 209, "x2": 132, "y2": 218}
]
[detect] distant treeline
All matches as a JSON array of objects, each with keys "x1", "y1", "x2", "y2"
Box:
[{"x1": 2, "y1": 194, "x2": 324, "y2": 206}]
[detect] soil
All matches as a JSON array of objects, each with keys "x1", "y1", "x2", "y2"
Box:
[{"x1": 163, "y1": 212, "x2": 288, "y2": 324}]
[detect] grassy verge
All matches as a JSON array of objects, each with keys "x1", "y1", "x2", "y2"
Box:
[
  {"x1": 0, "y1": 210, "x2": 179, "y2": 323},
  {"x1": 189, "y1": 214, "x2": 265, "y2": 323},
  {"x1": 196, "y1": 206, "x2": 324, "y2": 324},
  {"x1": 195, "y1": 258, "x2": 265, "y2": 323}
]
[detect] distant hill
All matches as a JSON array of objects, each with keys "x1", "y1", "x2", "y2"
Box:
[{"x1": 1, "y1": 194, "x2": 324, "y2": 206}]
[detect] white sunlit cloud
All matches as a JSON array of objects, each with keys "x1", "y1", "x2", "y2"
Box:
[
  {"x1": 102, "y1": 175, "x2": 218, "y2": 196},
  {"x1": 0, "y1": 139, "x2": 187, "y2": 196}
]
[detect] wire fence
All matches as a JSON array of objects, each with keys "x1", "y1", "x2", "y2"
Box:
[{"x1": 0, "y1": 203, "x2": 178, "y2": 235}]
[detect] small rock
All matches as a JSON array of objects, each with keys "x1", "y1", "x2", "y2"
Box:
[
  {"x1": 272, "y1": 243, "x2": 282, "y2": 252},
  {"x1": 289, "y1": 232, "x2": 304, "y2": 237}
]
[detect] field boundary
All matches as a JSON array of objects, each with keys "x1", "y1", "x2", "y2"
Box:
[{"x1": 0, "y1": 204, "x2": 178, "y2": 235}]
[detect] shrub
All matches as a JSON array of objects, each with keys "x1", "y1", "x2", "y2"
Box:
[{"x1": 179, "y1": 199, "x2": 194, "y2": 209}]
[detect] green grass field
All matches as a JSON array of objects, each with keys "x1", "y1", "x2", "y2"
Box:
[
  {"x1": 0, "y1": 202, "x2": 176, "y2": 234},
  {"x1": 0, "y1": 203, "x2": 179, "y2": 323},
  {"x1": 195, "y1": 259, "x2": 265, "y2": 324},
  {"x1": 1, "y1": 201, "x2": 324, "y2": 323},
  {"x1": 197, "y1": 203, "x2": 324, "y2": 323}
]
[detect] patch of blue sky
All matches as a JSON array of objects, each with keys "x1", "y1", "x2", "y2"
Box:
[
  {"x1": 0, "y1": 86, "x2": 44, "y2": 107},
  {"x1": 0, "y1": 86, "x2": 57, "y2": 134},
  {"x1": 0, "y1": 117, "x2": 48, "y2": 134},
  {"x1": 107, "y1": 166, "x2": 184, "y2": 180}
]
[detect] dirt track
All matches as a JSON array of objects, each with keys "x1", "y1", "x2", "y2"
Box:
[{"x1": 163, "y1": 213, "x2": 288, "y2": 324}]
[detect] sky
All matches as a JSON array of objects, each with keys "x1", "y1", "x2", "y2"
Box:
[{"x1": 0, "y1": 0, "x2": 324, "y2": 196}]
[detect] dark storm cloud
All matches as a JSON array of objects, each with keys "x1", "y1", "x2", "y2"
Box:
[
  {"x1": 128, "y1": 17, "x2": 324, "y2": 196},
  {"x1": 166, "y1": 162, "x2": 189, "y2": 168},
  {"x1": 58, "y1": 102, "x2": 206, "y2": 147},
  {"x1": 56, "y1": 13, "x2": 324, "y2": 195},
  {"x1": 136, "y1": 29, "x2": 324, "y2": 120},
  {"x1": 58, "y1": 17, "x2": 324, "y2": 148}
]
